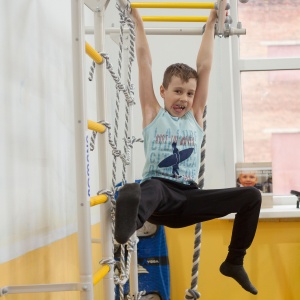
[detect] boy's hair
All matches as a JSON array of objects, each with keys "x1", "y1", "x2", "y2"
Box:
[{"x1": 162, "y1": 63, "x2": 198, "y2": 88}]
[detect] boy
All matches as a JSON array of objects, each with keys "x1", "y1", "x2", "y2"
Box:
[
  {"x1": 237, "y1": 171, "x2": 264, "y2": 191},
  {"x1": 115, "y1": 8, "x2": 261, "y2": 295},
  {"x1": 238, "y1": 171, "x2": 258, "y2": 187}
]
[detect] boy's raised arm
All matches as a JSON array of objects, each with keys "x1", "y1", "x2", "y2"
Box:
[
  {"x1": 131, "y1": 8, "x2": 160, "y2": 128},
  {"x1": 192, "y1": 9, "x2": 217, "y2": 127}
]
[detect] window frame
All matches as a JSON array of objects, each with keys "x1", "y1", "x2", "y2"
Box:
[{"x1": 230, "y1": 1, "x2": 300, "y2": 164}]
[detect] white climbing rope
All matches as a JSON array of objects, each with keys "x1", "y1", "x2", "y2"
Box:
[{"x1": 184, "y1": 107, "x2": 207, "y2": 300}]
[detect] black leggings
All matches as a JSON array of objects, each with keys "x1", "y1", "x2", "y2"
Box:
[{"x1": 136, "y1": 178, "x2": 262, "y2": 253}]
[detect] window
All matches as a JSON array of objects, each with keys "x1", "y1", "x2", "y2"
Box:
[
  {"x1": 238, "y1": 0, "x2": 300, "y2": 59},
  {"x1": 232, "y1": 0, "x2": 300, "y2": 195},
  {"x1": 240, "y1": 70, "x2": 300, "y2": 162},
  {"x1": 236, "y1": 0, "x2": 300, "y2": 160}
]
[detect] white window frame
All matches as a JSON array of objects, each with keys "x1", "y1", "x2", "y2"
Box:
[{"x1": 229, "y1": 0, "x2": 300, "y2": 164}]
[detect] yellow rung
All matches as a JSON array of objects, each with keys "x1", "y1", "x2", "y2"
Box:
[
  {"x1": 142, "y1": 16, "x2": 208, "y2": 22},
  {"x1": 131, "y1": 2, "x2": 214, "y2": 9},
  {"x1": 93, "y1": 264, "x2": 110, "y2": 286},
  {"x1": 88, "y1": 120, "x2": 106, "y2": 133},
  {"x1": 85, "y1": 42, "x2": 103, "y2": 64},
  {"x1": 90, "y1": 194, "x2": 108, "y2": 206}
]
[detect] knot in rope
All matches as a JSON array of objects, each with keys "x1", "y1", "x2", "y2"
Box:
[
  {"x1": 119, "y1": 14, "x2": 126, "y2": 27},
  {"x1": 99, "y1": 258, "x2": 115, "y2": 267},
  {"x1": 125, "y1": 93, "x2": 135, "y2": 106},
  {"x1": 116, "y1": 0, "x2": 132, "y2": 16},
  {"x1": 111, "y1": 149, "x2": 130, "y2": 165},
  {"x1": 119, "y1": 1, "x2": 135, "y2": 27},
  {"x1": 100, "y1": 52, "x2": 116, "y2": 78},
  {"x1": 101, "y1": 120, "x2": 111, "y2": 129},
  {"x1": 90, "y1": 120, "x2": 111, "y2": 151},
  {"x1": 116, "y1": 82, "x2": 126, "y2": 92},
  {"x1": 124, "y1": 0, "x2": 132, "y2": 13},
  {"x1": 120, "y1": 154, "x2": 130, "y2": 166},
  {"x1": 124, "y1": 137, "x2": 134, "y2": 149},
  {"x1": 126, "y1": 290, "x2": 146, "y2": 300},
  {"x1": 185, "y1": 289, "x2": 201, "y2": 300},
  {"x1": 112, "y1": 149, "x2": 122, "y2": 157},
  {"x1": 97, "y1": 189, "x2": 114, "y2": 198},
  {"x1": 126, "y1": 236, "x2": 139, "y2": 252},
  {"x1": 117, "y1": 9, "x2": 134, "y2": 31},
  {"x1": 114, "y1": 271, "x2": 129, "y2": 286},
  {"x1": 100, "y1": 51, "x2": 109, "y2": 61},
  {"x1": 123, "y1": 15, "x2": 134, "y2": 30}
]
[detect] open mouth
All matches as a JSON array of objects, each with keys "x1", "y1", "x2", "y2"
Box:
[{"x1": 173, "y1": 104, "x2": 186, "y2": 112}]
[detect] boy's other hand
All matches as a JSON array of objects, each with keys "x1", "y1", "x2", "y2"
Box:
[
  {"x1": 207, "y1": 9, "x2": 218, "y2": 25},
  {"x1": 130, "y1": 7, "x2": 142, "y2": 24}
]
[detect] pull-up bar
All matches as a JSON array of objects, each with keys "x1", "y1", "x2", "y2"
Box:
[
  {"x1": 116, "y1": 0, "x2": 238, "y2": 37},
  {"x1": 131, "y1": 2, "x2": 215, "y2": 9},
  {"x1": 142, "y1": 16, "x2": 208, "y2": 22},
  {"x1": 86, "y1": 0, "x2": 245, "y2": 66}
]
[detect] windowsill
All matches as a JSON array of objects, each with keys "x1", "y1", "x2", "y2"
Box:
[{"x1": 221, "y1": 195, "x2": 300, "y2": 220}]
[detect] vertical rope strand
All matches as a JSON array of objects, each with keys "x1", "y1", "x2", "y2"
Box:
[{"x1": 185, "y1": 106, "x2": 207, "y2": 300}]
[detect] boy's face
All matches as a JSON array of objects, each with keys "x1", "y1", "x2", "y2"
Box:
[
  {"x1": 239, "y1": 172, "x2": 258, "y2": 187},
  {"x1": 160, "y1": 75, "x2": 197, "y2": 118}
]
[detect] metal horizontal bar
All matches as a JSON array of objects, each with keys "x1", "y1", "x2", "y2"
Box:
[
  {"x1": 103, "y1": 27, "x2": 204, "y2": 35},
  {"x1": 142, "y1": 16, "x2": 208, "y2": 22},
  {"x1": 239, "y1": 58, "x2": 300, "y2": 71},
  {"x1": 0, "y1": 283, "x2": 83, "y2": 295},
  {"x1": 131, "y1": 2, "x2": 214, "y2": 9},
  {"x1": 91, "y1": 26, "x2": 243, "y2": 37}
]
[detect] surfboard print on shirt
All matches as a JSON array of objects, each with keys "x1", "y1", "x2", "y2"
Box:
[{"x1": 158, "y1": 142, "x2": 194, "y2": 178}]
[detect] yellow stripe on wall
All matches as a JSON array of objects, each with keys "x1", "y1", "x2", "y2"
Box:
[
  {"x1": 0, "y1": 224, "x2": 103, "y2": 300},
  {"x1": 1, "y1": 221, "x2": 300, "y2": 299}
]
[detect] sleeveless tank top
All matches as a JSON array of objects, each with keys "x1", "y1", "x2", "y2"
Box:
[{"x1": 142, "y1": 108, "x2": 204, "y2": 185}]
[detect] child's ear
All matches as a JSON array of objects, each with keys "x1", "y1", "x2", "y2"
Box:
[{"x1": 160, "y1": 84, "x2": 165, "y2": 98}]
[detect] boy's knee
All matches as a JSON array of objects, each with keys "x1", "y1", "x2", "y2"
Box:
[{"x1": 245, "y1": 186, "x2": 262, "y2": 205}]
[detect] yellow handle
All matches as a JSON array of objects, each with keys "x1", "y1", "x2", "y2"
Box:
[
  {"x1": 85, "y1": 42, "x2": 103, "y2": 64},
  {"x1": 131, "y1": 2, "x2": 214, "y2": 9},
  {"x1": 93, "y1": 265, "x2": 110, "y2": 285},
  {"x1": 142, "y1": 16, "x2": 208, "y2": 22},
  {"x1": 88, "y1": 120, "x2": 106, "y2": 134},
  {"x1": 90, "y1": 194, "x2": 108, "y2": 206}
]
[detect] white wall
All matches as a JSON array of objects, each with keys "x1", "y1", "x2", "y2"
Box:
[
  {"x1": 0, "y1": 1, "x2": 96, "y2": 263},
  {"x1": 0, "y1": 0, "x2": 238, "y2": 263}
]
